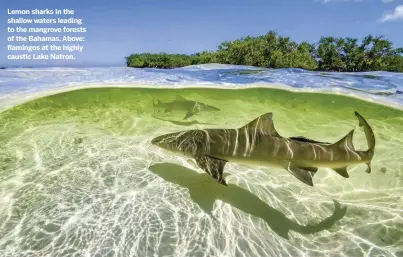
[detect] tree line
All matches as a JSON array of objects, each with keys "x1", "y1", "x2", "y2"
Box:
[{"x1": 125, "y1": 31, "x2": 403, "y2": 72}]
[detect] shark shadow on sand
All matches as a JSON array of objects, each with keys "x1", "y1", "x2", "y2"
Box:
[
  {"x1": 152, "y1": 95, "x2": 221, "y2": 120},
  {"x1": 149, "y1": 163, "x2": 347, "y2": 239},
  {"x1": 152, "y1": 115, "x2": 214, "y2": 127}
]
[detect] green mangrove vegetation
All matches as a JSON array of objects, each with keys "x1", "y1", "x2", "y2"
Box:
[{"x1": 125, "y1": 31, "x2": 403, "y2": 72}]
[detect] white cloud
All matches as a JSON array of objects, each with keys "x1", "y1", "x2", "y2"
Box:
[{"x1": 379, "y1": 5, "x2": 403, "y2": 22}]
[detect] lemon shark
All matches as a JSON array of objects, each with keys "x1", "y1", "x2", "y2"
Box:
[
  {"x1": 151, "y1": 111, "x2": 375, "y2": 186},
  {"x1": 153, "y1": 95, "x2": 220, "y2": 120}
]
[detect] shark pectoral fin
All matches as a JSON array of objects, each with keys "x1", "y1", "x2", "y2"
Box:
[
  {"x1": 183, "y1": 111, "x2": 195, "y2": 120},
  {"x1": 241, "y1": 112, "x2": 281, "y2": 137},
  {"x1": 331, "y1": 167, "x2": 349, "y2": 178},
  {"x1": 287, "y1": 165, "x2": 318, "y2": 186},
  {"x1": 195, "y1": 156, "x2": 228, "y2": 186}
]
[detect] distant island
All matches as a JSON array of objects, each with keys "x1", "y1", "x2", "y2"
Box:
[{"x1": 126, "y1": 31, "x2": 403, "y2": 72}]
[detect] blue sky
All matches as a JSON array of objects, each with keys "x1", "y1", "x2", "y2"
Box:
[{"x1": 1, "y1": 0, "x2": 402, "y2": 67}]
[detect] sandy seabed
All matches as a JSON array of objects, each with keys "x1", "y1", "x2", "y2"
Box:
[{"x1": 0, "y1": 86, "x2": 402, "y2": 257}]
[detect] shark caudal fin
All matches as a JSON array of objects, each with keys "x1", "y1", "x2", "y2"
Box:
[
  {"x1": 354, "y1": 111, "x2": 375, "y2": 173},
  {"x1": 152, "y1": 99, "x2": 162, "y2": 106},
  {"x1": 328, "y1": 112, "x2": 375, "y2": 176}
]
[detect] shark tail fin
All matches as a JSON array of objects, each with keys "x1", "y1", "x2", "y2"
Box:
[
  {"x1": 152, "y1": 99, "x2": 162, "y2": 106},
  {"x1": 354, "y1": 111, "x2": 375, "y2": 173}
]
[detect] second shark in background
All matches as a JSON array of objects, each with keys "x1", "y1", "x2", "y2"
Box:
[{"x1": 153, "y1": 95, "x2": 220, "y2": 120}]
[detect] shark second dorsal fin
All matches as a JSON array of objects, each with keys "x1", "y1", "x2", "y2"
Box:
[
  {"x1": 331, "y1": 167, "x2": 349, "y2": 178},
  {"x1": 332, "y1": 129, "x2": 355, "y2": 150},
  {"x1": 241, "y1": 112, "x2": 280, "y2": 137}
]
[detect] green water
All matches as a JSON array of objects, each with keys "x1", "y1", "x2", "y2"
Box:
[{"x1": 0, "y1": 87, "x2": 402, "y2": 257}]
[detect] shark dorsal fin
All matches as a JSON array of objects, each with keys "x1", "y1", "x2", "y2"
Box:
[
  {"x1": 332, "y1": 129, "x2": 355, "y2": 150},
  {"x1": 241, "y1": 112, "x2": 280, "y2": 137},
  {"x1": 176, "y1": 95, "x2": 186, "y2": 101}
]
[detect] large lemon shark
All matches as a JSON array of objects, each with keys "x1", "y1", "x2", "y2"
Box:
[{"x1": 151, "y1": 111, "x2": 375, "y2": 186}]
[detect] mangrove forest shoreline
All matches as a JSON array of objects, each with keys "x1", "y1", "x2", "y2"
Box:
[{"x1": 125, "y1": 31, "x2": 403, "y2": 72}]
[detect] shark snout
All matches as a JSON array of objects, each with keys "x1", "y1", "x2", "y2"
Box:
[
  {"x1": 151, "y1": 130, "x2": 203, "y2": 157},
  {"x1": 151, "y1": 135, "x2": 165, "y2": 146},
  {"x1": 151, "y1": 133, "x2": 179, "y2": 150},
  {"x1": 209, "y1": 106, "x2": 220, "y2": 111}
]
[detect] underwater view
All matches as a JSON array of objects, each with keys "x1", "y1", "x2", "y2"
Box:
[{"x1": 0, "y1": 65, "x2": 402, "y2": 257}]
